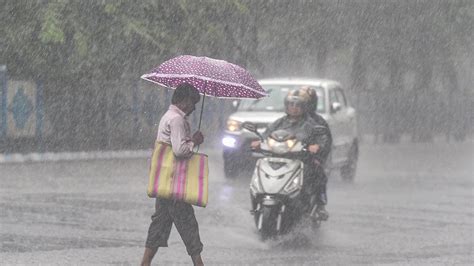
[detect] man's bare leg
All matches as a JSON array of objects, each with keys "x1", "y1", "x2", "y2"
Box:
[
  {"x1": 191, "y1": 254, "x2": 204, "y2": 266},
  {"x1": 141, "y1": 247, "x2": 158, "y2": 266}
]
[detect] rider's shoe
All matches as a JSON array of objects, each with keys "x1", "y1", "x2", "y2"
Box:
[{"x1": 316, "y1": 205, "x2": 329, "y2": 221}]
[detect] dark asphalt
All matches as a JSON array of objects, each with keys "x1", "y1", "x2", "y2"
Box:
[{"x1": 1, "y1": 141, "x2": 473, "y2": 265}]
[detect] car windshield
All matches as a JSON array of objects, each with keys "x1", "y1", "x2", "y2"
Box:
[{"x1": 238, "y1": 85, "x2": 326, "y2": 113}]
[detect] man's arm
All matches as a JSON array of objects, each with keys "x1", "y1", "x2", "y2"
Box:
[
  {"x1": 169, "y1": 117, "x2": 194, "y2": 158},
  {"x1": 304, "y1": 116, "x2": 332, "y2": 162},
  {"x1": 312, "y1": 125, "x2": 332, "y2": 162}
]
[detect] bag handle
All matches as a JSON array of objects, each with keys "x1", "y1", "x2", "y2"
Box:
[{"x1": 156, "y1": 141, "x2": 207, "y2": 157}]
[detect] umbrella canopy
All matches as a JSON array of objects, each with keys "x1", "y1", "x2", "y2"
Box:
[
  {"x1": 141, "y1": 55, "x2": 267, "y2": 99},
  {"x1": 141, "y1": 55, "x2": 267, "y2": 131}
]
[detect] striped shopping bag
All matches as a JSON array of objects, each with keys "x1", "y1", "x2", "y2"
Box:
[{"x1": 147, "y1": 142, "x2": 209, "y2": 207}]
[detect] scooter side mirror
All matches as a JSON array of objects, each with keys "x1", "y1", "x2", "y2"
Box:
[
  {"x1": 242, "y1": 122, "x2": 264, "y2": 141},
  {"x1": 242, "y1": 122, "x2": 257, "y2": 133}
]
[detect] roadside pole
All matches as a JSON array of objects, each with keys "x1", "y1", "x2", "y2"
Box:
[{"x1": 0, "y1": 65, "x2": 7, "y2": 145}]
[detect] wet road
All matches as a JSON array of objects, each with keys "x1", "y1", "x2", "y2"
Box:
[{"x1": 1, "y1": 141, "x2": 473, "y2": 265}]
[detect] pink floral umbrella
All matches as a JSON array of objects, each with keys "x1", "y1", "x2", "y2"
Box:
[{"x1": 141, "y1": 55, "x2": 267, "y2": 129}]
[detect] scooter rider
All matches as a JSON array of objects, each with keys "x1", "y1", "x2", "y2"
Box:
[
  {"x1": 299, "y1": 86, "x2": 332, "y2": 220},
  {"x1": 251, "y1": 88, "x2": 331, "y2": 219}
]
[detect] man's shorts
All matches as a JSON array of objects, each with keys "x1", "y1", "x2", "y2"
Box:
[{"x1": 145, "y1": 198, "x2": 203, "y2": 256}]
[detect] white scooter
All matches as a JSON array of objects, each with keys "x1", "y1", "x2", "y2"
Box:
[{"x1": 243, "y1": 122, "x2": 324, "y2": 240}]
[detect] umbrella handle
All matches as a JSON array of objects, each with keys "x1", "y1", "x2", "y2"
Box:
[
  {"x1": 198, "y1": 91, "x2": 205, "y2": 130},
  {"x1": 195, "y1": 89, "x2": 205, "y2": 153}
]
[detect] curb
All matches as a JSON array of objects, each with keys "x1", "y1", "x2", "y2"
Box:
[{"x1": 0, "y1": 147, "x2": 220, "y2": 164}]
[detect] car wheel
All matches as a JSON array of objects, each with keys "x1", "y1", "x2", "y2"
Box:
[
  {"x1": 341, "y1": 142, "x2": 358, "y2": 182},
  {"x1": 324, "y1": 151, "x2": 333, "y2": 178},
  {"x1": 224, "y1": 160, "x2": 240, "y2": 178}
]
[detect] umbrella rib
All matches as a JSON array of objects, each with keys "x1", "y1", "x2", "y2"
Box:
[
  {"x1": 138, "y1": 77, "x2": 255, "y2": 99},
  {"x1": 141, "y1": 73, "x2": 267, "y2": 96}
]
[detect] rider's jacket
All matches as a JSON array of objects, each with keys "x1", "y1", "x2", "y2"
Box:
[
  {"x1": 263, "y1": 113, "x2": 332, "y2": 164},
  {"x1": 308, "y1": 112, "x2": 332, "y2": 164}
]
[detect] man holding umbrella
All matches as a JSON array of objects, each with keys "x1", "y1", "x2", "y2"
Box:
[
  {"x1": 140, "y1": 55, "x2": 267, "y2": 265},
  {"x1": 141, "y1": 84, "x2": 205, "y2": 266}
]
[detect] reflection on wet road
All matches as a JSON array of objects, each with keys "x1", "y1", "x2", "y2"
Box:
[{"x1": 1, "y1": 142, "x2": 473, "y2": 265}]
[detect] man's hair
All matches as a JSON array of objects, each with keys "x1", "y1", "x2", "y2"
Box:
[{"x1": 171, "y1": 83, "x2": 200, "y2": 104}]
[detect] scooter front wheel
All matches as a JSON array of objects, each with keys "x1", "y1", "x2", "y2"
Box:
[{"x1": 258, "y1": 206, "x2": 277, "y2": 240}]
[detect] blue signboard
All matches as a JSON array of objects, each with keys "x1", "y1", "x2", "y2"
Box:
[{"x1": 6, "y1": 80, "x2": 40, "y2": 138}]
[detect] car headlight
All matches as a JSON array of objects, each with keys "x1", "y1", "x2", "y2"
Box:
[
  {"x1": 222, "y1": 136, "x2": 237, "y2": 148},
  {"x1": 226, "y1": 119, "x2": 241, "y2": 132}
]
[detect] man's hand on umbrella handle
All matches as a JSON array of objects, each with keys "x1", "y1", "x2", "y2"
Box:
[
  {"x1": 308, "y1": 144, "x2": 320, "y2": 154},
  {"x1": 192, "y1": 131, "x2": 204, "y2": 145},
  {"x1": 250, "y1": 140, "x2": 261, "y2": 150}
]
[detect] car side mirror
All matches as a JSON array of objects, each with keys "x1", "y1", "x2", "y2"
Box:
[
  {"x1": 331, "y1": 102, "x2": 342, "y2": 113},
  {"x1": 232, "y1": 100, "x2": 240, "y2": 109}
]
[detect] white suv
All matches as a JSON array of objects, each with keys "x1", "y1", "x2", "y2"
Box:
[{"x1": 221, "y1": 78, "x2": 359, "y2": 181}]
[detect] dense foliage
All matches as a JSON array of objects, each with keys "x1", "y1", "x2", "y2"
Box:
[{"x1": 1, "y1": 0, "x2": 472, "y2": 151}]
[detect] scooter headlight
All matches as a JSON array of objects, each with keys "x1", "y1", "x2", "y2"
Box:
[
  {"x1": 267, "y1": 137, "x2": 276, "y2": 147},
  {"x1": 267, "y1": 138, "x2": 295, "y2": 154},
  {"x1": 286, "y1": 139, "x2": 296, "y2": 149}
]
